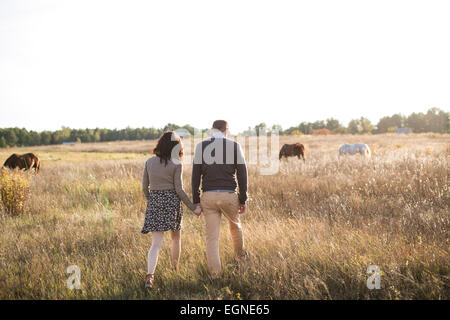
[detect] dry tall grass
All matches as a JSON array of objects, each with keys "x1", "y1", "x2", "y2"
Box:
[{"x1": 0, "y1": 134, "x2": 448, "y2": 299}]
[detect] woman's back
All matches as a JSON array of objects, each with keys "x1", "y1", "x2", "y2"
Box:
[
  {"x1": 145, "y1": 156, "x2": 177, "y2": 191},
  {"x1": 142, "y1": 155, "x2": 196, "y2": 211}
]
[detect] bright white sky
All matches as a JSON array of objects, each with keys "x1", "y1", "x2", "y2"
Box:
[{"x1": 1, "y1": 0, "x2": 449, "y2": 134}]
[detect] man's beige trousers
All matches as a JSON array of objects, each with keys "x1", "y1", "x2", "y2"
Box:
[{"x1": 200, "y1": 191, "x2": 246, "y2": 275}]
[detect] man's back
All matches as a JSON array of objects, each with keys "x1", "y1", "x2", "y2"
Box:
[{"x1": 192, "y1": 137, "x2": 247, "y2": 205}]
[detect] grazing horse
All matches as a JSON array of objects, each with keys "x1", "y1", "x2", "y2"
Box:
[
  {"x1": 3, "y1": 153, "x2": 41, "y2": 173},
  {"x1": 279, "y1": 143, "x2": 306, "y2": 162},
  {"x1": 338, "y1": 143, "x2": 371, "y2": 157}
]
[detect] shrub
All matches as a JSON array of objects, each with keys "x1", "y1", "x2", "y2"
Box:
[
  {"x1": 0, "y1": 169, "x2": 31, "y2": 215},
  {"x1": 387, "y1": 126, "x2": 398, "y2": 133},
  {"x1": 311, "y1": 128, "x2": 331, "y2": 135},
  {"x1": 331, "y1": 126, "x2": 347, "y2": 134},
  {"x1": 290, "y1": 130, "x2": 303, "y2": 136}
]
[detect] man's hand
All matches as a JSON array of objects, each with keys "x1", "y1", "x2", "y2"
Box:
[
  {"x1": 239, "y1": 204, "x2": 246, "y2": 214},
  {"x1": 193, "y1": 204, "x2": 202, "y2": 217}
]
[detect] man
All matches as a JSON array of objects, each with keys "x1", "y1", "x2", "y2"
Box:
[{"x1": 192, "y1": 120, "x2": 249, "y2": 278}]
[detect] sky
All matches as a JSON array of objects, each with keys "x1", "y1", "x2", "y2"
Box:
[{"x1": 1, "y1": 0, "x2": 449, "y2": 134}]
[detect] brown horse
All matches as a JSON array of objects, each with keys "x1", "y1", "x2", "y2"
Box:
[
  {"x1": 3, "y1": 153, "x2": 40, "y2": 173},
  {"x1": 279, "y1": 143, "x2": 306, "y2": 162}
]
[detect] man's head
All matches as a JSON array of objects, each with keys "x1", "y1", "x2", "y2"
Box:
[{"x1": 211, "y1": 120, "x2": 229, "y2": 136}]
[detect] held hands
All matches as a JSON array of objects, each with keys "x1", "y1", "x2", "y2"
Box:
[{"x1": 193, "y1": 204, "x2": 202, "y2": 217}]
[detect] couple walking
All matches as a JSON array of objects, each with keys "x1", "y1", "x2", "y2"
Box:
[{"x1": 141, "y1": 120, "x2": 249, "y2": 288}]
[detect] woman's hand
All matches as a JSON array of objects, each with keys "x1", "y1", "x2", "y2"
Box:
[{"x1": 193, "y1": 205, "x2": 202, "y2": 217}]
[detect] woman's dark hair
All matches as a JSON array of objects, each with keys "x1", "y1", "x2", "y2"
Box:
[{"x1": 153, "y1": 131, "x2": 183, "y2": 166}]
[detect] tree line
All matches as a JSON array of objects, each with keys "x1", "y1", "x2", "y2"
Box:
[
  {"x1": 245, "y1": 107, "x2": 449, "y2": 136},
  {"x1": 0, "y1": 123, "x2": 196, "y2": 148},
  {"x1": 0, "y1": 108, "x2": 448, "y2": 148}
]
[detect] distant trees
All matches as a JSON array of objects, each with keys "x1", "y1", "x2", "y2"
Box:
[
  {"x1": 361, "y1": 118, "x2": 374, "y2": 134},
  {"x1": 0, "y1": 127, "x2": 154, "y2": 148},
  {"x1": 278, "y1": 107, "x2": 448, "y2": 137},
  {"x1": 375, "y1": 114, "x2": 404, "y2": 133},
  {"x1": 282, "y1": 118, "x2": 343, "y2": 135},
  {"x1": 416, "y1": 108, "x2": 449, "y2": 133},
  {"x1": 0, "y1": 108, "x2": 448, "y2": 148},
  {"x1": 347, "y1": 119, "x2": 360, "y2": 135},
  {"x1": 28, "y1": 131, "x2": 41, "y2": 146},
  {"x1": 3, "y1": 130, "x2": 18, "y2": 147},
  {"x1": 405, "y1": 113, "x2": 425, "y2": 133},
  {"x1": 40, "y1": 131, "x2": 52, "y2": 145},
  {"x1": 297, "y1": 122, "x2": 314, "y2": 134},
  {"x1": 300, "y1": 108, "x2": 441, "y2": 135},
  {"x1": 322, "y1": 118, "x2": 339, "y2": 131},
  {"x1": 374, "y1": 107, "x2": 449, "y2": 134},
  {"x1": 0, "y1": 137, "x2": 6, "y2": 148},
  {"x1": 347, "y1": 117, "x2": 373, "y2": 134},
  {"x1": 0, "y1": 124, "x2": 203, "y2": 148},
  {"x1": 241, "y1": 123, "x2": 268, "y2": 136}
]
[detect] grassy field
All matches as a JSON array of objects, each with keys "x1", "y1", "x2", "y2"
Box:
[{"x1": 0, "y1": 133, "x2": 449, "y2": 299}]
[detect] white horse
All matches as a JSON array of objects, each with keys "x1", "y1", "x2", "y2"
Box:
[{"x1": 338, "y1": 143, "x2": 371, "y2": 157}]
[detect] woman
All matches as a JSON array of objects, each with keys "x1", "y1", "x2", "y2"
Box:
[{"x1": 141, "y1": 131, "x2": 201, "y2": 289}]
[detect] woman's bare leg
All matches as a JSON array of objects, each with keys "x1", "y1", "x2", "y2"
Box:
[{"x1": 147, "y1": 231, "x2": 164, "y2": 275}]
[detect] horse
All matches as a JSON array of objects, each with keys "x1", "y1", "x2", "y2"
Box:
[
  {"x1": 338, "y1": 143, "x2": 371, "y2": 157},
  {"x1": 279, "y1": 143, "x2": 306, "y2": 162},
  {"x1": 2, "y1": 153, "x2": 41, "y2": 173}
]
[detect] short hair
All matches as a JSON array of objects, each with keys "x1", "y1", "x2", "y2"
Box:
[{"x1": 212, "y1": 120, "x2": 228, "y2": 132}]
